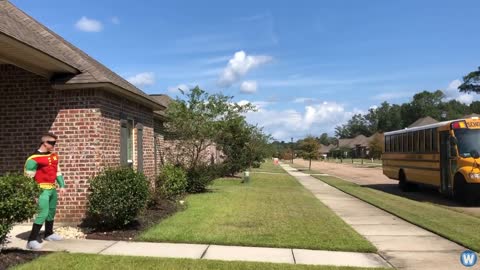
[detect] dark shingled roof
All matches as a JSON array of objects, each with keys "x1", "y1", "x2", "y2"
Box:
[
  {"x1": 150, "y1": 94, "x2": 173, "y2": 108},
  {"x1": 408, "y1": 116, "x2": 439, "y2": 128},
  {"x1": 0, "y1": 0, "x2": 163, "y2": 108},
  {"x1": 150, "y1": 94, "x2": 173, "y2": 118}
]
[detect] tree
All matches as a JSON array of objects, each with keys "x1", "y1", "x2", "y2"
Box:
[
  {"x1": 299, "y1": 136, "x2": 320, "y2": 170},
  {"x1": 470, "y1": 101, "x2": 480, "y2": 114},
  {"x1": 244, "y1": 126, "x2": 274, "y2": 169},
  {"x1": 368, "y1": 135, "x2": 383, "y2": 159},
  {"x1": 459, "y1": 67, "x2": 480, "y2": 93},
  {"x1": 317, "y1": 133, "x2": 336, "y2": 145},
  {"x1": 368, "y1": 102, "x2": 403, "y2": 132},
  {"x1": 335, "y1": 114, "x2": 371, "y2": 138},
  {"x1": 439, "y1": 100, "x2": 470, "y2": 120},
  {"x1": 318, "y1": 133, "x2": 330, "y2": 145},
  {"x1": 165, "y1": 86, "x2": 254, "y2": 169},
  {"x1": 401, "y1": 90, "x2": 444, "y2": 126},
  {"x1": 216, "y1": 118, "x2": 272, "y2": 175}
]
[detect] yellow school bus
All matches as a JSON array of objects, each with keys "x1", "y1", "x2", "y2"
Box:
[{"x1": 382, "y1": 117, "x2": 480, "y2": 204}]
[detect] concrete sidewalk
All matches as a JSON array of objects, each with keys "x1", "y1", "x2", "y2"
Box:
[
  {"x1": 6, "y1": 225, "x2": 390, "y2": 268},
  {"x1": 281, "y1": 164, "x2": 467, "y2": 270}
]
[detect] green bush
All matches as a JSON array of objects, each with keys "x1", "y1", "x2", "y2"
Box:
[
  {"x1": 87, "y1": 167, "x2": 149, "y2": 229},
  {"x1": 0, "y1": 174, "x2": 39, "y2": 247},
  {"x1": 186, "y1": 164, "x2": 223, "y2": 193},
  {"x1": 157, "y1": 164, "x2": 187, "y2": 199}
]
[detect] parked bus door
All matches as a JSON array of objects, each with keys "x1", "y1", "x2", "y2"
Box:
[{"x1": 439, "y1": 131, "x2": 451, "y2": 194}]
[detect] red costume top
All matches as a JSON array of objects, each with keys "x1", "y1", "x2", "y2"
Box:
[{"x1": 24, "y1": 151, "x2": 64, "y2": 189}]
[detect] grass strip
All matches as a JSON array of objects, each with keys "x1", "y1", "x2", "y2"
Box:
[{"x1": 313, "y1": 175, "x2": 480, "y2": 252}]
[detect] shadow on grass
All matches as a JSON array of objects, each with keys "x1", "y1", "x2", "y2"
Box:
[{"x1": 363, "y1": 183, "x2": 480, "y2": 208}]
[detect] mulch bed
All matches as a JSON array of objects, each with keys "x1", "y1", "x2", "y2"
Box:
[
  {"x1": 0, "y1": 198, "x2": 179, "y2": 269},
  {"x1": 82, "y1": 198, "x2": 179, "y2": 241},
  {"x1": 0, "y1": 249, "x2": 51, "y2": 270}
]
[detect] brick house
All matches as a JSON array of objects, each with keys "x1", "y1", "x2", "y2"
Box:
[{"x1": 0, "y1": 1, "x2": 170, "y2": 223}]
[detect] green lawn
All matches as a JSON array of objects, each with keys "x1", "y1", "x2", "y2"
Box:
[
  {"x1": 13, "y1": 253, "x2": 387, "y2": 270},
  {"x1": 139, "y1": 164, "x2": 376, "y2": 252},
  {"x1": 290, "y1": 164, "x2": 322, "y2": 175},
  {"x1": 313, "y1": 175, "x2": 480, "y2": 252},
  {"x1": 250, "y1": 160, "x2": 287, "y2": 173}
]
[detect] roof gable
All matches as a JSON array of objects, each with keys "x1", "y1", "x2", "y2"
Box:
[{"x1": 0, "y1": 1, "x2": 163, "y2": 109}]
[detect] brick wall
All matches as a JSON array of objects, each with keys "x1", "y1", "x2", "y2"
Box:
[
  {"x1": 96, "y1": 91, "x2": 156, "y2": 181},
  {"x1": 0, "y1": 64, "x2": 160, "y2": 224}
]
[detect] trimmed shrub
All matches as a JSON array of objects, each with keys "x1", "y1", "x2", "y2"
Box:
[
  {"x1": 157, "y1": 164, "x2": 187, "y2": 199},
  {"x1": 0, "y1": 174, "x2": 39, "y2": 248},
  {"x1": 87, "y1": 167, "x2": 149, "y2": 229},
  {"x1": 186, "y1": 164, "x2": 223, "y2": 193}
]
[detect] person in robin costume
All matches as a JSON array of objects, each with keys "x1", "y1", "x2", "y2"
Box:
[{"x1": 24, "y1": 133, "x2": 66, "y2": 250}]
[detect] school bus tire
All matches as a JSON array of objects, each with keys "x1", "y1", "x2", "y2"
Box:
[
  {"x1": 398, "y1": 170, "x2": 416, "y2": 192},
  {"x1": 454, "y1": 174, "x2": 475, "y2": 205}
]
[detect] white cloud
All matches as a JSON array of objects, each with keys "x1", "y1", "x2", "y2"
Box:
[
  {"x1": 444, "y1": 79, "x2": 478, "y2": 105},
  {"x1": 293, "y1": 97, "x2": 316, "y2": 104},
  {"x1": 241, "y1": 100, "x2": 356, "y2": 141},
  {"x1": 218, "y1": 51, "x2": 272, "y2": 87},
  {"x1": 111, "y1": 17, "x2": 120, "y2": 24},
  {"x1": 75, "y1": 16, "x2": 103, "y2": 32},
  {"x1": 167, "y1": 84, "x2": 191, "y2": 94},
  {"x1": 457, "y1": 94, "x2": 474, "y2": 104},
  {"x1": 372, "y1": 92, "x2": 412, "y2": 101},
  {"x1": 240, "y1": 81, "x2": 257, "y2": 94},
  {"x1": 127, "y1": 72, "x2": 155, "y2": 87},
  {"x1": 237, "y1": 100, "x2": 273, "y2": 110},
  {"x1": 447, "y1": 79, "x2": 462, "y2": 91}
]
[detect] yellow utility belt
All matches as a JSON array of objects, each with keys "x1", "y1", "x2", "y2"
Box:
[{"x1": 39, "y1": 183, "x2": 56, "y2": 189}]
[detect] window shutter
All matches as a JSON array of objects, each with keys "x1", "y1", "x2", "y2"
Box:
[
  {"x1": 120, "y1": 119, "x2": 128, "y2": 165},
  {"x1": 137, "y1": 123, "x2": 144, "y2": 172},
  {"x1": 154, "y1": 134, "x2": 157, "y2": 176}
]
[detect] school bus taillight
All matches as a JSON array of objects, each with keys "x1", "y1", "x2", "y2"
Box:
[{"x1": 451, "y1": 121, "x2": 466, "y2": 129}]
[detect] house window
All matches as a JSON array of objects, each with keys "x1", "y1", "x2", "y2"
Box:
[{"x1": 121, "y1": 118, "x2": 134, "y2": 167}]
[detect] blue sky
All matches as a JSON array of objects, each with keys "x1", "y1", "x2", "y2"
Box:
[{"x1": 13, "y1": 0, "x2": 480, "y2": 140}]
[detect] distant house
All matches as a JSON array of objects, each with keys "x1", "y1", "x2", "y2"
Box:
[
  {"x1": 331, "y1": 133, "x2": 383, "y2": 158},
  {"x1": 318, "y1": 144, "x2": 335, "y2": 158},
  {"x1": 408, "y1": 116, "x2": 439, "y2": 128},
  {"x1": 0, "y1": 1, "x2": 171, "y2": 223}
]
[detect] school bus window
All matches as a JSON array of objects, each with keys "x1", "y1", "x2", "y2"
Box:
[
  {"x1": 432, "y1": 129, "x2": 438, "y2": 151},
  {"x1": 413, "y1": 131, "x2": 419, "y2": 152},
  {"x1": 425, "y1": 129, "x2": 432, "y2": 152},
  {"x1": 398, "y1": 134, "x2": 402, "y2": 152},
  {"x1": 392, "y1": 135, "x2": 396, "y2": 152},
  {"x1": 395, "y1": 135, "x2": 400, "y2": 152},
  {"x1": 391, "y1": 135, "x2": 394, "y2": 152},
  {"x1": 419, "y1": 130, "x2": 425, "y2": 152},
  {"x1": 391, "y1": 135, "x2": 395, "y2": 152},
  {"x1": 402, "y1": 133, "x2": 408, "y2": 152},
  {"x1": 385, "y1": 136, "x2": 390, "y2": 152},
  {"x1": 408, "y1": 132, "x2": 413, "y2": 152}
]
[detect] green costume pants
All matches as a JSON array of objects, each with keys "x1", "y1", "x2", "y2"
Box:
[{"x1": 34, "y1": 189, "x2": 58, "y2": 224}]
